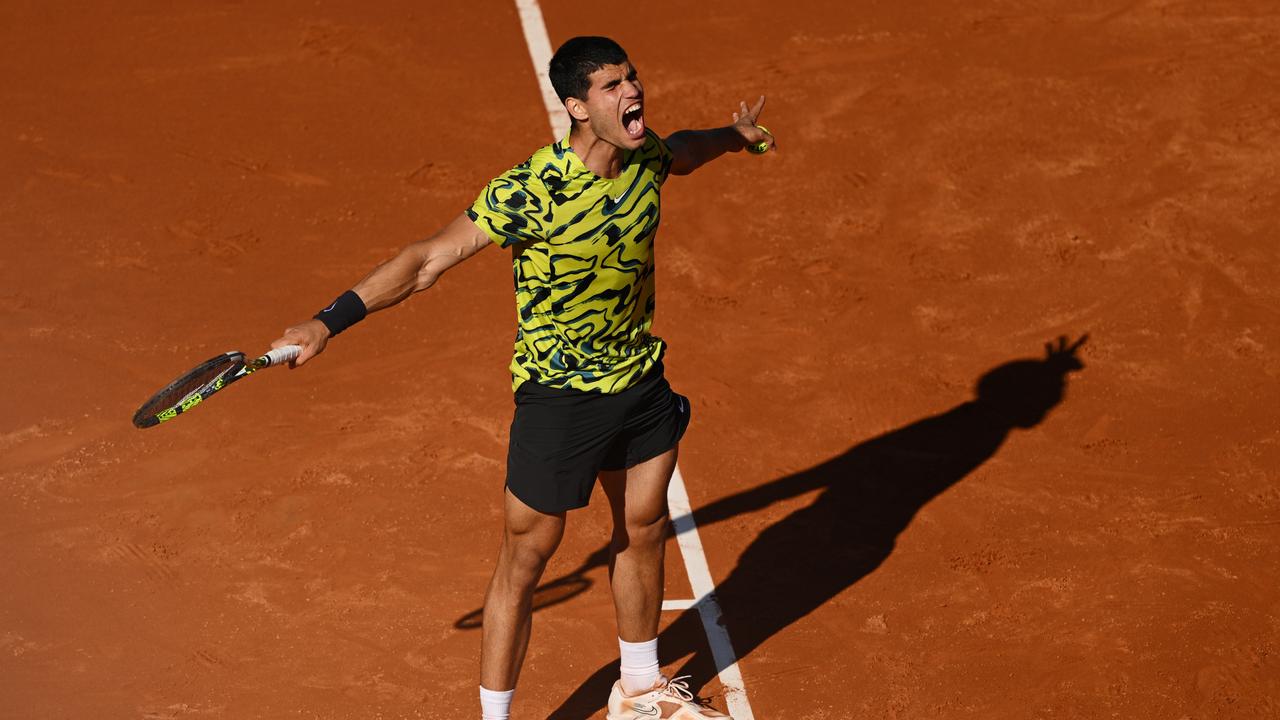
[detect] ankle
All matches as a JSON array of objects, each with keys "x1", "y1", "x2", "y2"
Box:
[
  {"x1": 480, "y1": 685, "x2": 514, "y2": 720},
  {"x1": 618, "y1": 637, "x2": 661, "y2": 694}
]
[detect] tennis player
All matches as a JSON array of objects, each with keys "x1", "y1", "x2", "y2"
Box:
[{"x1": 272, "y1": 36, "x2": 772, "y2": 720}]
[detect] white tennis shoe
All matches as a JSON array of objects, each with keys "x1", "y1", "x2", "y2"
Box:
[{"x1": 606, "y1": 675, "x2": 732, "y2": 719}]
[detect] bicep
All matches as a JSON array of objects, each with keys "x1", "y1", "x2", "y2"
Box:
[
  {"x1": 410, "y1": 213, "x2": 493, "y2": 289},
  {"x1": 664, "y1": 131, "x2": 696, "y2": 176},
  {"x1": 430, "y1": 212, "x2": 493, "y2": 260}
]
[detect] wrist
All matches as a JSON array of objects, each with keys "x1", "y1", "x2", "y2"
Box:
[
  {"x1": 308, "y1": 318, "x2": 333, "y2": 340},
  {"x1": 313, "y1": 289, "x2": 367, "y2": 336}
]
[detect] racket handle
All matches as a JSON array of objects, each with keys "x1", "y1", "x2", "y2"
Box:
[{"x1": 258, "y1": 345, "x2": 302, "y2": 368}]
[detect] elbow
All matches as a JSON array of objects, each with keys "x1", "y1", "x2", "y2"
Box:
[
  {"x1": 396, "y1": 243, "x2": 438, "y2": 293},
  {"x1": 414, "y1": 264, "x2": 443, "y2": 293},
  {"x1": 413, "y1": 249, "x2": 460, "y2": 292},
  {"x1": 406, "y1": 224, "x2": 488, "y2": 293}
]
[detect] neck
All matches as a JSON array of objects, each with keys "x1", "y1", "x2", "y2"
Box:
[{"x1": 568, "y1": 123, "x2": 624, "y2": 178}]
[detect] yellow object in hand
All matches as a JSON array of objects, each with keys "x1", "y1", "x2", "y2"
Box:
[{"x1": 747, "y1": 124, "x2": 773, "y2": 154}]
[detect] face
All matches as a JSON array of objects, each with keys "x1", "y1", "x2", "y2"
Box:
[{"x1": 568, "y1": 61, "x2": 646, "y2": 150}]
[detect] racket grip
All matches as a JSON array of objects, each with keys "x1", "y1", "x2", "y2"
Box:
[{"x1": 260, "y1": 345, "x2": 302, "y2": 367}]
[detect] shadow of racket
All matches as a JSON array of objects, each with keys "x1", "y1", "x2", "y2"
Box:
[{"x1": 455, "y1": 573, "x2": 594, "y2": 629}]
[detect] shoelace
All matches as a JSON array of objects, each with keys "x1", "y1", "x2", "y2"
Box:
[{"x1": 660, "y1": 675, "x2": 697, "y2": 703}]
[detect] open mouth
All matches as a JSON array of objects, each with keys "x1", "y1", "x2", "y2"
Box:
[{"x1": 622, "y1": 101, "x2": 644, "y2": 139}]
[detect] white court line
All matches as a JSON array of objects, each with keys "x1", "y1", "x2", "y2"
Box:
[
  {"x1": 511, "y1": 5, "x2": 755, "y2": 718},
  {"x1": 666, "y1": 467, "x2": 757, "y2": 720},
  {"x1": 513, "y1": 0, "x2": 571, "y2": 139}
]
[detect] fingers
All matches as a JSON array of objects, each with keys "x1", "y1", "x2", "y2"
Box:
[
  {"x1": 270, "y1": 331, "x2": 304, "y2": 369},
  {"x1": 272, "y1": 319, "x2": 330, "y2": 368},
  {"x1": 735, "y1": 95, "x2": 766, "y2": 125},
  {"x1": 730, "y1": 94, "x2": 775, "y2": 152}
]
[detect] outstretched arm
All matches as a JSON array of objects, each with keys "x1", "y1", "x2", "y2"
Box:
[
  {"x1": 271, "y1": 212, "x2": 491, "y2": 365},
  {"x1": 665, "y1": 95, "x2": 774, "y2": 176}
]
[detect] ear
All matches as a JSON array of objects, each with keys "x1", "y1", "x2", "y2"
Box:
[{"x1": 565, "y1": 97, "x2": 590, "y2": 123}]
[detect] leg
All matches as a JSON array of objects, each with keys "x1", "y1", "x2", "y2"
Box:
[
  {"x1": 600, "y1": 445, "x2": 678, "y2": 642},
  {"x1": 480, "y1": 487, "x2": 567, "y2": 691},
  {"x1": 600, "y1": 446, "x2": 732, "y2": 717}
]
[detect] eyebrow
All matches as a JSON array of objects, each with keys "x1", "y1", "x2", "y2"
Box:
[{"x1": 602, "y1": 66, "x2": 638, "y2": 90}]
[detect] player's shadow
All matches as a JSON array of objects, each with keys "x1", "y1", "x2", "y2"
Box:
[{"x1": 456, "y1": 336, "x2": 1087, "y2": 718}]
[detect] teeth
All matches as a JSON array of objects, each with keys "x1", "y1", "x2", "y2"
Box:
[{"x1": 625, "y1": 102, "x2": 642, "y2": 114}]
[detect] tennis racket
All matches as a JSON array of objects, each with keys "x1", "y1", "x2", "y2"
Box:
[{"x1": 131, "y1": 345, "x2": 301, "y2": 429}]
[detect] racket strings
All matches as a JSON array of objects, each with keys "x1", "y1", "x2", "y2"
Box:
[{"x1": 134, "y1": 355, "x2": 242, "y2": 420}]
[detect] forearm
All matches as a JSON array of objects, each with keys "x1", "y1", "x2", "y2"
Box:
[
  {"x1": 350, "y1": 244, "x2": 432, "y2": 313},
  {"x1": 665, "y1": 126, "x2": 746, "y2": 175}
]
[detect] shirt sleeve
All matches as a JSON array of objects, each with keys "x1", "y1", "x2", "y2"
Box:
[{"x1": 465, "y1": 160, "x2": 550, "y2": 249}]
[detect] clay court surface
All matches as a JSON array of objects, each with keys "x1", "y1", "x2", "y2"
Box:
[{"x1": 3, "y1": 1, "x2": 1279, "y2": 718}]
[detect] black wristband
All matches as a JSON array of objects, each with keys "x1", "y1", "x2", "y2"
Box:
[{"x1": 313, "y1": 290, "x2": 367, "y2": 336}]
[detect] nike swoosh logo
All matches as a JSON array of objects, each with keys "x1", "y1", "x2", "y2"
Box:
[{"x1": 631, "y1": 704, "x2": 659, "y2": 717}]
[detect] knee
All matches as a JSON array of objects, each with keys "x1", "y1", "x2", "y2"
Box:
[
  {"x1": 614, "y1": 511, "x2": 670, "y2": 551},
  {"x1": 500, "y1": 531, "x2": 560, "y2": 584}
]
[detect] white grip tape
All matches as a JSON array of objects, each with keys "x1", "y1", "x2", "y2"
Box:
[{"x1": 262, "y1": 345, "x2": 302, "y2": 367}]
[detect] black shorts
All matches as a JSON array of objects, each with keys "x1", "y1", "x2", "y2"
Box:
[{"x1": 506, "y1": 363, "x2": 691, "y2": 513}]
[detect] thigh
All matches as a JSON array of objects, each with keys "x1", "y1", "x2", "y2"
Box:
[{"x1": 601, "y1": 445, "x2": 679, "y2": 530}]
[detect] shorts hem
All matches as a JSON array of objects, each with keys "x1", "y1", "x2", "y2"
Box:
[
  {"x1": 612, "y1": 439, "x2": 678, "y2": 472},
  {"x1": 504, "y1": 481, "x2": 584, "y2": 515}
]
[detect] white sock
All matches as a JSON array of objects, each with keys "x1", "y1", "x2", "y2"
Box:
[
  {"x1": 479, "y1": 685, "x2": 514, "y2": 720},
  {"x1": 618, "y1": 637, "x2": 661, "y2": 695}
]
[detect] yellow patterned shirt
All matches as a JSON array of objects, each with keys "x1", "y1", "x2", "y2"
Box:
[{"x1": 466, "y1": 129, "x2": 673, "y2": 394}]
